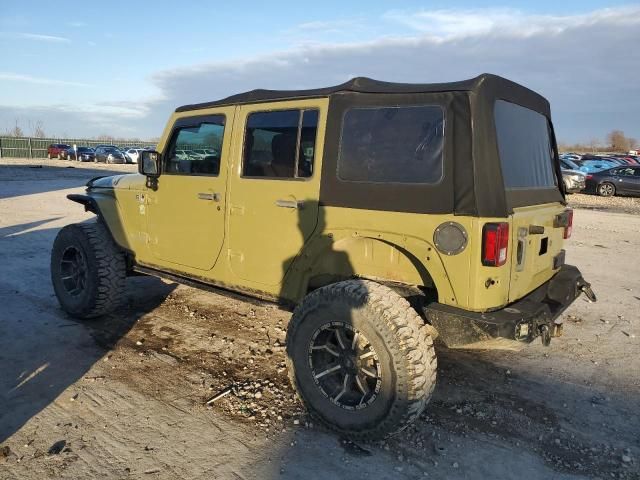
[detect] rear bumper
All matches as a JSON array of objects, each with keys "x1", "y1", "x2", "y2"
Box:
[{"x1": 426, "y1": 265, "x2": 595, "y2": 349}]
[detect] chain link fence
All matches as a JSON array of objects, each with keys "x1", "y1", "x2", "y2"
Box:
[{"x1": 0, "y1": 136, "x2": 157, "y2": 159}]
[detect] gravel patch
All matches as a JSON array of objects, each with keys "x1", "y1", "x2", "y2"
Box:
[{"x1": 567, "y1": 193, "x2": 640, "y2": 215}]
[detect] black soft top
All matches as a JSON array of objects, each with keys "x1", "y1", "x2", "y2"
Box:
[
  {"x1": 174, "y1": 74, "x2": 561, "y2": 217},
  {"x1": 175, "y1": 74, "x2": 549, "y2": 116}
]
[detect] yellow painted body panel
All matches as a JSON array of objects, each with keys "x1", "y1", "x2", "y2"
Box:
[{"x1": 98, "y1": 98, "x2": 567, "y2": 313}]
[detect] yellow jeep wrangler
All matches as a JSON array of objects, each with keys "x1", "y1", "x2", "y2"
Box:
[{"x1": 51, "y1": 74, "x2": 595, "y2": 439}]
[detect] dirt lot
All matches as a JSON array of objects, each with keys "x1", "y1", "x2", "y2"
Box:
[{"x1": 1, "y1": 158, "x2": 638, "y2": 479}]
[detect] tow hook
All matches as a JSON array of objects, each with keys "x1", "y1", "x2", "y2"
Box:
[
  {"x1": 539, "y1": 325, "x2": 551, "y2": 347},
  {"x1": 580, "y1": 284, "x2": 597, "y2": 303}
]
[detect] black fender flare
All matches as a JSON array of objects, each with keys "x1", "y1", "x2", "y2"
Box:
[
  {"x1": 67, "y1": 194, "x2": 100, "y2": 214},
  {"x1": 66, "y1": 194, "x2": 135, "y2": 260}
]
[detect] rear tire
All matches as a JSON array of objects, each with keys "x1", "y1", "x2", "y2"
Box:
[
  {"x1": 598, "y1": 182, "x2": 615, "y2": 197},
  {"x1": 286, "y1": 280, "x2": 437, "y2": 439},
  {"x1": 51, "y1": 221, "x2": 126, "y2": 318}
]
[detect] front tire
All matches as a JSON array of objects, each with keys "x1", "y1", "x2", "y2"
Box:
[
  {"x1": 51, "y1": 221, "x2": 126, "y2": 318},
  {"x1": 598, "y1": 182, "x2": 615, "y2": 197},
  {"x1": 286, "y1": 280, "x2": 437, "y2": 439}
]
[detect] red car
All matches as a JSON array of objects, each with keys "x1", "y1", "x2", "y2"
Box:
[{"x1": 47, "y1": 144, "x2": 71, "y2": 159}]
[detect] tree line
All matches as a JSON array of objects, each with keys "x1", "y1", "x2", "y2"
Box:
[
  {"x1": 2, "y1": 119, "x2": 159, "y2": 143},
  {"x1": 3, "y1": 119, "x2": 636, "y2": 153},
  {"x1": 557, "y1": 131, "x2": 637, "y2": 153}
]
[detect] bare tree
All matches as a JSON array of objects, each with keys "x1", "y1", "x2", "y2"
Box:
[
  {"x1": 588, "y1": 138, "x2": 601, "y2": 153},
  {"x1": 9, "y1": 119, "x2": 24, "y2": 137},
  {"x1": 606, "y1": 130, "x2": 632, "y2": 152},
  {"x1": 32, "y1": 120, "x2": 46, "y2": 138}
]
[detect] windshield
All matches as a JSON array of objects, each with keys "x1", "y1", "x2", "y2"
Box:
[{"x1": 494, "y1": 100, "x2": 557, "y2": 189}]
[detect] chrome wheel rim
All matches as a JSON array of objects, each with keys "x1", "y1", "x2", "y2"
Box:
[
  {"x1": 308, "y1": 322, "x2": 382, "y2": 410},
  {"x1": 600, "y1": 184, "x2": 613, "y2": 196},
  {"x1": 60, "y1": 246, "x2": 88, "y2": 296}
]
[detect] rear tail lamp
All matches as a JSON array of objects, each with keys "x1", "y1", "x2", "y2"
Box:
[
  {"x1": 564, "y1": 209, "x2": 573, "y2": 239},
  {"x1": 585, "y1": 174, "x2": 593, "y2": 180},
  {"x1": 482, "y1": 222, "x2": 509, "y2": 267}
]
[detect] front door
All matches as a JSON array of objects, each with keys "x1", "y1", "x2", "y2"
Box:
[
  {"x1": 146, "y1": 108, "x2": 235, "y2": 271},
  {"x1": 227, "y1": 100, "x2": 327, "y2": 286}
]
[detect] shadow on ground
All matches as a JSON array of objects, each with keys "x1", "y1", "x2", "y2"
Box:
[{"x1": 0, "y1": 223, "x2": 177, "y2": 443}]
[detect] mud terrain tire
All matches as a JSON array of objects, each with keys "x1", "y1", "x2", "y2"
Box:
[
  {"x1": 51, "y1": 221, "x2": 126, "y2": 318},
  {"x1": 286, "y1": 279, "x2": 437, "y2": 439}
]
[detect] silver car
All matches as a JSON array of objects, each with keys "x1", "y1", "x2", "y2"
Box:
[{"x1": 561, "y1": 168, "x2": 586, "y2": 193}]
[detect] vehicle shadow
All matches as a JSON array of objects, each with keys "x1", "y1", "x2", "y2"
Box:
[
  {"x1": 0, "y1": 222, "x2": 177, "y2": 444},
  {"x1": 0, "y1": 162, "x2": 136, "y2": 199}
]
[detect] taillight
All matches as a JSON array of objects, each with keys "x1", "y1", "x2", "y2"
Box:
[
  {"x1": 564, "y1": 209, "x2": 573, "y2": 239},
  {"x1": 586, "y1": 174, "x2": 593, "y2": 180},
  {"x1": 482, "y1": 222, "x2": 509, "y2": 267}
]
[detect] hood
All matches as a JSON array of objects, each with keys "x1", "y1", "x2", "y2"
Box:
[
  {"x1": 88, "y1": 174, "x2": 145, "y2": 190},
  {"x1": 561, "y1": 169, "x2": 586, "y2": 177}
]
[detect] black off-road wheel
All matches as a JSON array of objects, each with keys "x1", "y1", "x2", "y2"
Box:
[
  {"x1": 286, "y1": 280, "x2": 437, "y2": 439},
  {"x1": 51, "y1": 221, "x2": 126, "y2": 319}
]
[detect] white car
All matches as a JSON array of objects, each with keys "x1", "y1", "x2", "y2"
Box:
[{"x1": 123, "y1": 148, "x2": 144, "y2": 164}]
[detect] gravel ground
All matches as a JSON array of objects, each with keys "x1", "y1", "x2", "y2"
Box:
[
  {"x1": 567, "y1": 192, "x2": 640, "y2": 215},
  {"x1": 1, "y1": 159, "x2": 639, "y2": 479}
]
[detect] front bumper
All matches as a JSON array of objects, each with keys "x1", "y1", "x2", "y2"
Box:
[{"x1": 426, "y1": 264, "x2": 595, "y2": 349}]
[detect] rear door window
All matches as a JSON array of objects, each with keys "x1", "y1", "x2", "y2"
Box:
[
  {"x1": 242, "y1": 109, "x2": 318, "y2": 179},
  {"x1": 337, "y1": 105, "x2": 444, "y2": 184},
  {"x1": 494, "y1": 100, "x2": 557, "y2": 189}
]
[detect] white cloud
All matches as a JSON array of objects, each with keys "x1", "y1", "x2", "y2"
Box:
[
  {"x1": 0, "y1": 32, "x2": 70, "y2": 43},
  {"x1": 0, "y1": 72, "x2": 90, "y2": 88},
  {"x1": 383, "y1": 6, "x2": 640, "y2": 39}
]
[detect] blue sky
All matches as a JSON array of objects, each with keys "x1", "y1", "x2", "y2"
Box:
[{"x1": 1, "y1": 0, "x2": 639, "y2": 142}]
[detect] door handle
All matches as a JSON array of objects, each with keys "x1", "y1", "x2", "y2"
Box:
[
  {"x1": 198, "y1": 192, "x2": 221, "y2": 201},
  {"x1": 275, "y1": 199, "x2": 303, "y2": 209}
]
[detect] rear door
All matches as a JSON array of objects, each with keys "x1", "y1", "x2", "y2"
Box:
[
  {"x1": 494, "y1": 100, "x2": 567, "y2": 302},
  {"x1": 227, "y1": 99, "x2": 327, "y2": 286},
  {"x1": 145, "y1": 108, "x2": 234, "y2": 270},
  {"x1": 613, "y1": 167, "x2": 639, "y2": 194}
]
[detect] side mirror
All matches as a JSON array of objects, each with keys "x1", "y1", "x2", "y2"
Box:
[{"x1": 139, "y1": 150, "x2": 161, "y2": 178}]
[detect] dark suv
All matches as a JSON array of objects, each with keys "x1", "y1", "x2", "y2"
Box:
[
  {"x1": 94, "y1": 146, "x2": 125, "y2": 164},
  {"x1": 60, "y1": 146, "x2": 96, "y2": 162}
]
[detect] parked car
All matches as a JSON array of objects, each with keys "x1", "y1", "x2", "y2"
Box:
[
  {"x1": 560, "y1": 158, "x2": 581, "y2": 171},
  {"x1": 73, "y1": 147, "x2": 96, "y2": 162},
  {"x1": 574, "y1": 159, "x2": 619, "y2": 173},
  {"x1": 47, "y1": 144, "x2": 71, "y2": 159},
  {"x1": 59, "y1": 146, "x2": 95, "y2": 161},
  {"x1": 122, "y1": 148, "x2": 144, "y2": 164},
  {"x1": 52, "y1": 73, "x2": 595, "y2": 439},
  {"x1": 585, "y1": 166, "x2": 640, "y2": 197},
  {"x1": 561, "y1": 168, "x2": 586, "y2": 193},
  {"x1": 94, "y1": 146, "x2": 125, "y2": 164}
]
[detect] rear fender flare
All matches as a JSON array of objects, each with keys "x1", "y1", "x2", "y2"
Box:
[{"x1": 284, "y1": 232, "x2": 457, "y2": 304}]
